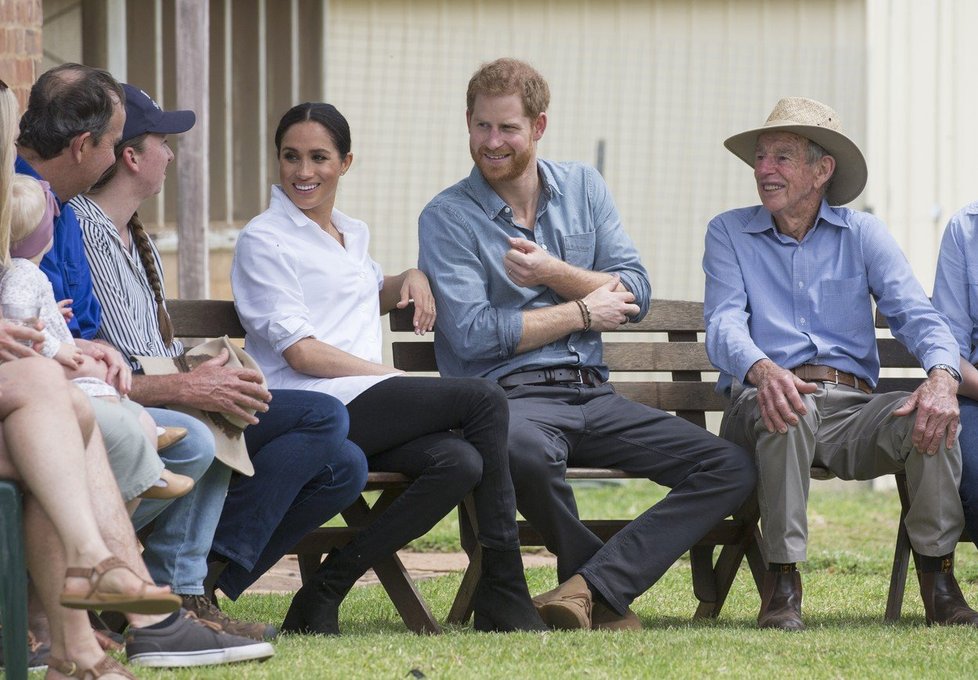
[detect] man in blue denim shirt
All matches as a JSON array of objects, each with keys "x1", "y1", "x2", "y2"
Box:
[
  {"x1": 419, "y1": 58, "x2": 755, "y2": 631},
  {"x1": 704, "y1": 97, "x2": 976, "y2": 630}
]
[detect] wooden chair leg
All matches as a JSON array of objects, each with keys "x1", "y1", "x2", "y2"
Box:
[{"x1": 0, "y1": 480, "x2": 28, "y2": 680}]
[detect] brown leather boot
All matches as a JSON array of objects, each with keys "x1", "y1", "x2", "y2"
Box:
[
  {"x1": 919, "y1": 569, "x2": 978, "y2": 626},
  {"x1": 757, "y1": 570, "x2": 804, "y2": 631}
]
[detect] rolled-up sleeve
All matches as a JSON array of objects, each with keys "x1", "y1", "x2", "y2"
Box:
[
  {"x1": 232, "y1": 228, "x2": 318, "y2": 354},
  {"x1": 419, "y1": 201, "x2": 522, "y2": 362}
]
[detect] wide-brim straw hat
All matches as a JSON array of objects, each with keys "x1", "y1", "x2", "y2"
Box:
[
  {"x1": 137, "y1": 336, "x2": 264, "y2": 476},
  {"x1": 724, "y1": 97, "x2": 867, "y2": 206}
]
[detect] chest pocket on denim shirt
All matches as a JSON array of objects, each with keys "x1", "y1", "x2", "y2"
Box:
[
  {"x1": 819, "y1": 276, "x2": 869, "y2": 335},
  {"x1": 560, "y1": 232, "x2": 596, "y2": 269}
]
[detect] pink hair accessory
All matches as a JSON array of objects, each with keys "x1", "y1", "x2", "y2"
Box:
[{"x1": 10, "y1": 178, "x2": 59, "y2": 260}]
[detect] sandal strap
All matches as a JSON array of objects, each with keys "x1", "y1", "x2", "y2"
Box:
[
  {"x1": 64, "y1": 556, "x2": 127, "y2": 580},
  {"x1": 49, "y1": 655, "x2": 82, "y2": 678},
  {"x1": 48, "y1": 653, "x2": 136, "y2": 679},
  {"x1": 65, "y1": 556, "x2": 145, "y2": 599}
]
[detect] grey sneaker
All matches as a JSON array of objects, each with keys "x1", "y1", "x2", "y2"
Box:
[
  {"x1": 0, "y1": 630, "x2": 50, "y2": 671},
  {"x1": 125, "y1": 609, "x2": 274, "y2": 667},
  {"x1": 181, "y1": 594, "x2": 278, "y2": 641}
]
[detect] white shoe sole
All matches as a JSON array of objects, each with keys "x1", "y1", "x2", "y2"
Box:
[{"x1": 128, "y1": 641, "x2": 274, "y2": 667}]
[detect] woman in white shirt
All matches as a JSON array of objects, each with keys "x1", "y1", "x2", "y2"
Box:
[{"x1": 233, "y1": 102, "x2": 545, "y2": 634}]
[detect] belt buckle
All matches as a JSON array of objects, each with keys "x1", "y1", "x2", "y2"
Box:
[{"x1": 831, "y1": 368, "x2": 840, "y2": 386}]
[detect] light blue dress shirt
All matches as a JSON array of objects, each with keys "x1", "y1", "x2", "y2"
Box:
[
  {"x1": 932, "y1": 201, "x2": 978, "y2": 364},
  {"x1": 418, "y1": 160, "x2": 651, "y2": 381},
  {"x1": 704, "y1": 200, "x2": 958, "y2": 395}
]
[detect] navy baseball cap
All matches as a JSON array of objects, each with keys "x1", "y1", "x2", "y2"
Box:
[{"x1": 121, "y1": 83, "x2": 196, "y2": 141}]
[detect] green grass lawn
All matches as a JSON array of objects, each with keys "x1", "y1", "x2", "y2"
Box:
[{"x1": 126, "y1": 482, "x2": 978, "y2": 679}]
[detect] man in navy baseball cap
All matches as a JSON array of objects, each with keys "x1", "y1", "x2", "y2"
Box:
[{"x1": 121, "y1": 83, "x2": 196, "y2": 140}]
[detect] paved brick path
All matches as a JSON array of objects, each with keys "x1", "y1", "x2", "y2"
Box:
[{"x1": 242, "y1": 552, "x2": 557, "y2": 594}]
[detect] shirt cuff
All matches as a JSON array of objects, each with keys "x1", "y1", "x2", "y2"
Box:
[{"x1": 271, "y1": 316, "x2": 319, "y2": 356}]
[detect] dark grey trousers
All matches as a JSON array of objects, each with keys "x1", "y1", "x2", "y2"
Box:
[{"x1": 505, "y1": 383, "x2": 756, "y2": 615}]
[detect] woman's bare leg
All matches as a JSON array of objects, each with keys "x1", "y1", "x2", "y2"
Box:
[{"x1": 0, "y1": 359, "x2": 172, "y2": 602}]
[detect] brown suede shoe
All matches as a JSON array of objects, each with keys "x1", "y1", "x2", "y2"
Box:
[
  {"x1": 532, "y1": 575, "x2": 592, "y2": 630},
  {"x1": 591, "y1": 601, "x2": 642, "y2": 631},
  {"x1": 180, "y1": 594, "x2": 278, "y2": 641},
  {"x1": 757, "y1": 570, "x2": 804, "y2": 631},
  {"x1": 919, "y1": 571, "x2": 978, "y2": 626}
]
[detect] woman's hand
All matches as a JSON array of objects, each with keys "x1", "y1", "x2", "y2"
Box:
[
  {"x1": 0, "y1": 319, "x2": 43, "y2": 361},
  {"x1": 397, "y1": 269, "x2": 436, "y2": 335}
]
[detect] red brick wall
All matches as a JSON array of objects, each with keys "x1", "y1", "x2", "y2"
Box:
[{"x1": 0, "y1": 0, "x2": 42, "y2": 108}]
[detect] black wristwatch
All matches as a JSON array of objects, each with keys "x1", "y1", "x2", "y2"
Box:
[{"x1": 929, "y1": 363, "x2": 962, "y2": 383}]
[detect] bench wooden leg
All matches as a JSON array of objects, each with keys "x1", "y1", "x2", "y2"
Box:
[
  {"x1": 745, "y1": 525, "x2": 766, "y2": 593},
  {"x1": 341, "y1": 492, "x2": 441, "y2": 634},
  {"x1": 886, "y1": 473, "x2": 914, "y2": 622},
  {"x1": 691, "y1": 501, "x2": 763, "y2": 619},
  {"x1": 447, "y1": 496, "x2": 480, "y2": 625},
  {"x1": 292, "y1": 490, "x2": 442, "y2": 634}
]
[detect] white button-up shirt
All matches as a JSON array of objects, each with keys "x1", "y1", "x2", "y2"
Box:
[{"x1": 232, "y1": 185, "x2": 396, "y2": 404}]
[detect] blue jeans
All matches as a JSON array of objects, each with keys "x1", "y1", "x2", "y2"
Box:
[
  {"x1": 212, "y1": 389, "x2": 368, "y2": 599},
  {"x1": 132, "y1": 409, "x2": 230, "y2": 595},
  {"x1": 959, "y1": 396, "x2": 978, "y2": 547}
]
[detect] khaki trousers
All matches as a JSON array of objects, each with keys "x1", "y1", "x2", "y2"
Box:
[{"x1": 721, "y1": 383, "x2": 963, "y2": 563}]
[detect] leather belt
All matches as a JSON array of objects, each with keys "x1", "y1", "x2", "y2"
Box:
[
  {"x1": 791, "y1": 364, "x2": 872, "y2": 394},
  {"x1": 497, "y1": 366, "x2": 602, "y2": 389}
]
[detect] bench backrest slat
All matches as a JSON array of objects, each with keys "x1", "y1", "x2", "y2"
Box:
[
  {"x1": 164, "y1": 298, "x2": 927, "y2": 430},
  {"x1": 386, "y1": 300, "x2": 927, "y2": 426}
]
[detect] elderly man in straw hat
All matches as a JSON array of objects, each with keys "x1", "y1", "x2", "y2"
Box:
[{"x1": 704, "y1": 96, "x2": 978, "y2": 630}]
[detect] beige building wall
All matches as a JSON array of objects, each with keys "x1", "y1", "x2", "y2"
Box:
[
  {"x1": 866, "y1": 0, "x2": 978, "y2": 294},
  {"x1": 71, "y1": 0, "x2": 978, "y2": 308},
  {"x1": 326, "y1": 0, "x2": 868, "y2": 302}
]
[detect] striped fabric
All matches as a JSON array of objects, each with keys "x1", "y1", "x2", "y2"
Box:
[{"x1": 71, "y1": 194, "x2": 184, "y2": 369}]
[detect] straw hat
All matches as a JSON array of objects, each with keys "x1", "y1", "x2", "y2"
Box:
[
  {"x1": 724, "y1": 97, "x2": 867, "y2": 206},
  {"x1": 137, "y1": 337, "x2": 265, "y2": 476}
]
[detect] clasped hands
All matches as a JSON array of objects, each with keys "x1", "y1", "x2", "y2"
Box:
[{"x1": 504, "y1": 237, "x2": 638, "y2": 329}]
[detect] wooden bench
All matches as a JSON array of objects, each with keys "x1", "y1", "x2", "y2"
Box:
[
  {"x1": 389, "y1": 300, "x2": 956, "y2": 624},
  {"x1": 167, "y1": 299, "x2": 441, "y2": 634},
  {"x1": 169, "y1": 297, "x2": 958, "y2": 627},
  {"x1": 389, "y1": 299, "x2": 767, "y2": 622}
]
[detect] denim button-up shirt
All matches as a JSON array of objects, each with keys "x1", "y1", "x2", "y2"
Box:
[
  {"x1": 419, "y1": 160, "x2": 650, "y2": 381},
  {"x1": 932, "y1": 201, "x2": 978, "y2": 364},
  {"x1": 704, "y1": 200, "x2": 958, "y2": 395}
]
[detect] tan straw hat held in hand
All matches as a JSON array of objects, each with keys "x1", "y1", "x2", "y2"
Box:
[
  {"x1": 723, "y1": 96, "x2": 867, "y2": 206},
  {"x1": 137, "y1": 337, "x2": 265, "y2": 476}
]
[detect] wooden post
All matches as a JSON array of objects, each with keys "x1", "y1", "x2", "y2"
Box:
[{"x1": 175, "y1": 0, "x2": 209, "y2": 298}]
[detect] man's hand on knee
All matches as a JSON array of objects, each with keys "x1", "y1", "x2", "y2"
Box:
[
  {"x1": 893, "y1": 371, "x2": 960, "y2": 455},
  {"x1": 746, "y1": 359, "x2": 817, "y2": 434}
]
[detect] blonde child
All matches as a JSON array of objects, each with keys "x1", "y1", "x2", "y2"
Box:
[{"x1": 2, "y1": 174, "x2": 191, "y2": 500}]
